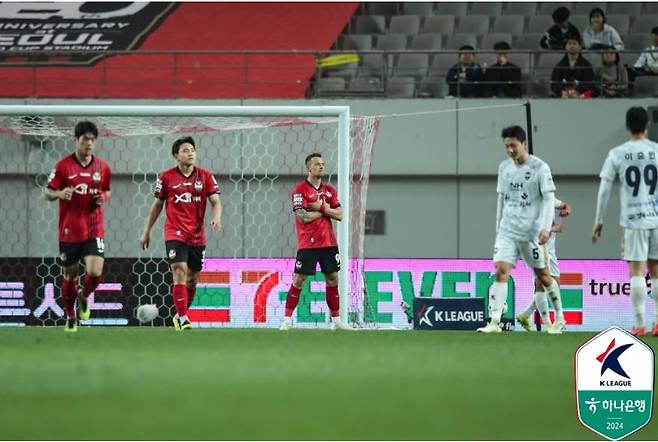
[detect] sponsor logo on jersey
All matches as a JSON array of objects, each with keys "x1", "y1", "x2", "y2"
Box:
[
  {"x1": 67, "y1": 173, "x2": 78, "y2": 180},
  {"x1": 92, "y1": 171, "x2": 101, "y2": 182},
  {"x1": 524, "y1": 171, "x2": 531, "y2": 180},
  {"x1": 174, "y1": 192, "x2": 201, "y2": 203},
  {"x1": 168, "y1": 249, "x2": 176, "y2": 259},
  {"x1": 194, "y1": 180, "x2": 203, "y2": 191}
]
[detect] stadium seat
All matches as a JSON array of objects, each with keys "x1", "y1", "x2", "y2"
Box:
[
  {"x1": 516, "y1": 33, "x2": 545, "y2": 51},
  {"x1": 360, "y1": 53, "x2": 391, "y2": 78},
  {"x1": 632, "y1": 16, "x2": 658, "y2": 34},
  {"x1": 619, "y1": 52, "x2": 638, "y2": 68},
  {"x1": 388, "y1": 15, "x2": 421, "y2": 36},
  {"x1": 569, "y1": 15, "x2": 589, "y2": 33},
  {"x1": 607, "y1": 15, "x2": 630, "y2": 35},
  {"x1": 422, "y1": 15, "x2": 456, "y2": 35},
  {"x1": 492, "y1": 16, "x2": 526, "y2": 37},
  {"x1": 375, "y1": 33, "x2": 408, "y2": 51},
  {"x1": 633, "y1": 76, "x2": 658, "y2": 97},
  {"x1": 316, "y1": 77, "x2": 346, "y2": 93},
  {"x1": 526, "y1": 75, "x2": 551, "y2": 97},
  {"x1": 446, "y1": 33, "x2": 479, "y2": 50},
  {"x1": 430, "y1": 53, "x2": 459, "y2": 75},
  {"x1": 348, "y1": 76, "x2": 383, "y2": 92},
  {"x1": 481, "y1": 33, "x2": 514, "y2": 50},
  {"x1": 387, "y1": 76, "x2": 416, "y2": 97},
  {"x1": 646, "y1": 3, "x2": 658, "y2": 14},
  {"x1": 527, "y1": 16, "x2": 554, "y2": 34},
  {"x1": 536, "y1": 52, "x2": 566, "y2": 76},
  {"x1": 608, "y1": 2, "x2": 643, "y2": 16},
  {"x1": 504, "y1": 2, "x2": 537, "y2": 16},
  {"x1": 418, "y1": 75, "x2": 449, "y2": 97},
  {"x1": 538, "y1": 2, "x2": 574, "y2": 15},
  {"x1": 470, "y1": 2, "x2": 503, "y2": 16},
  {"x1": 410, "y1": 33, "x2": 443, "y2": 50},
  {"x1": 436, "y1": 2, "x2": 468, "y2": 16},
  {"x1": 353, "y1": 15, "x2": 387, "y2": 34},
  {"x1": 574, "y1": 2, "x2": 607, "y2": 14},
  {"x1": 340, "y1": 34, "x2": 373, "y2": 51},
  {"x1": 324, "y1": 64, "x2": 358, "y2": 81},
  {"x1": 367, "y1": 2, "x2": 399, "y2": 16},
  {"x1": 478, "y1": 52, "x2": 497, "y2": 69},
  {"x1": 508, "y1": 53, "x2": 534, "y2": 75},
  {"x1": 458, "y1": 15, "x2": 491, "y2": 35},
  {"x1": 625, "y1": 33, "x2": 651, "y2": 51},
  {"x1": 395, "y1": 54, "x2": 429, "y2": 82},
  {"x1": 402, "y1": 2, "x2": 434, "y2": 16}
]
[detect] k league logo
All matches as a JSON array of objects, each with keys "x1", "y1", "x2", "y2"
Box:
[{"x1": 575, "y1": 326, "x2": 654, "y2": 440}]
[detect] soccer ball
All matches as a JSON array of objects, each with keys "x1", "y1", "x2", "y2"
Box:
[{"x1": 136, "y1": 304, "x2": 159, "y2": 323}]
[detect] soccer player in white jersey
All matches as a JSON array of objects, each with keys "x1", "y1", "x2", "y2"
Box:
[
  {"x1": 593, "y1": 107, "x2": 658, "y2": 337},
  {"x1": 478, "y1": 125, "x2": 563, "y2": 334},
  {"x1": 516, "y1": 198, "x2": 572, "y2": 332}
]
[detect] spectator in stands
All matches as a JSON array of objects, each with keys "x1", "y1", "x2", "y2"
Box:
[
  {"x1": 582, "y1": 8, "x2": 624, "y2": 50},
  {"x1": 540, "y1": 6, "x2": 581, "y2": 50},
  {"x1": 445, "y1": 45, "x2": 484, "y2": 97},
  {"x1": 634, "y1": 27, "x2": 658, "y2": 75},
  {"x1": 550, "y1": 34, "x2": 597, "y2": 98},
  {"x1": 482, "y1": 41, "x2": 522, "y2": 98},
  {"x1": 595, "y1": 45, "x2": 629, "y2": 97}
]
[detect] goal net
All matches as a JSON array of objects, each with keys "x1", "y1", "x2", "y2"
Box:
[{"x1": 0, "y1": 105, "x2": 381, "y2": 328}]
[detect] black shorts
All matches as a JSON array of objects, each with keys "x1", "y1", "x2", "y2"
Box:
[
  {"x1": 165, "y1": 240, "x2": 206, "y2": 272},
  {"x1": 59, "y1": 238, "x2": 105, "y2": 267},
  {"x1": 294, "y1": 246, "x2": 340, "y2": 275}
]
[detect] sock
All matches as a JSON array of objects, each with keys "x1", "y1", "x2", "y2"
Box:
[
  {"x1": 61, "y1": 279, "x2": 77, "y2": 319},
  {"x1": 172, "y1": 284, "x2": 188, "y2": 318},
  {"x1": 631, "y1": 276, "x2": 646, "y2": 328},
  {"x1": 82, "y1": 274, "x2": 102, "y2": 299},
  {"x1": 489, "y1": 282, "x2": 507, "y2": 325},
  {"x1": 533, "y1": 291, "x2": 552, "y2": 326},
  {"x1": 522, "y1": 300, "x2": 536, "y2": 318},
  {"x1": 284, "y1": 285, "x2": 302, "y2": 317},
  {"x1": 652, "y1": 279, "x2": 658, "y2": 323},
  {"x1": 326, "y1": 285, "x2": 340, "y2": 318},
  {"x1": 187, "y1": 285, "x2": 196, "y2": 308},
  {"x1": 546, "y1": 279, "x2": 564, "y2": 322},
  {"x1": 179, "y1": 315, "x2": 189, "y2": 323}
]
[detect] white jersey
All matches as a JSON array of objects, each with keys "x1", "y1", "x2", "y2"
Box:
[
  {"x1": 600, "y1": 139, "x2": 658, "y2": 229},
  {"x1": 497, "y1": 155, "x2": 556, "y2": 241},
  {"x1": 547, "y1": 212, "x2": 561, "y2": 254}
]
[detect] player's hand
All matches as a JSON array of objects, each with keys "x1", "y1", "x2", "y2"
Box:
[
  {"x1": 592, "y1": 224, "x2": 603, "y2": 244},
  {"x1": 139, "y1": 231, "x2": 150, "y2": 250},
  {"x1": 307, "y1": 199, "x2": 324, "y2": 211},
  {"x1": 59, "y1": 187, "x2": 74, "y2": 200},
  {"x1": 93, "y1": 192, "x2": 107, "y2": 206},
  {"x1": 210, "y1": 218, "x2": 222, "y2": 232},
  {"x1": 558, "y1": 202, "x2": 572, "y2": 217},
  {"x1": 538, "y1": 229, "x2": 550, "y2": 245}
]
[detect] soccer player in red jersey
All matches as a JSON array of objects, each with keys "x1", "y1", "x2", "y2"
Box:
[
  {"x1": 281, "y1": 153, "x2": 352, "y2": 330},
  {"x1": 44, "y1": 121, "x2": 112, "y2": 332},
  {"x1": 139, "y1": 136, "x2": 222, "y2": 331}
]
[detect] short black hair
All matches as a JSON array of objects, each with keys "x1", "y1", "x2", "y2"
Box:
[
  {"x1": 493, "y1": 41, "x2": 511, "y2": 51},
  {"x1": 589, "y1": 7, "x2": 606, "y2": 23},
  {"x1": 459, "y1": 45, "x2": 475, "y2": 52},
  {"x1": 552, "y1": 6, "x2": 570, "y2": 23},
  {"x1": 565, "y1": 32, "x2": 582, "y2": 45},
  {"x1": 172, "y1": 136, "x2": 196, "y2": 156},
  {"x1": 501, "y1": 125, "x2": 527, "y2": 143},
  {"x1": 305, "y1": 152, "x2": 322, "y2": 166},
  {"x1": 652, "y1": 26, "x2": 658, "y2": 35},
  {"x1": 74, "y1": 121, "x2": 98, "y2": 139},
  {"x1": 626, "y1": 107, "x2": 649, "y2": 135}
]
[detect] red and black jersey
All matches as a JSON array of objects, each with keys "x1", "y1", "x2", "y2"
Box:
[
  {"x1": 291, "y1": 180, "x2": 340, "y2": 249},
  {"x1": 47, "y1": 154, "x2": 111, "y2": 243},
  {"x1": 154, "y1": 166, "x2": 220, "y2": 246}
]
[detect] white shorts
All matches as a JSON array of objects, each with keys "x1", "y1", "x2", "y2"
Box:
[
  {"x1": 548, "y1": 247, "x2": 560, "y2": 277},
  {"x1": 493, "y1": 233, "x2": 548, "y2": 270},
  {"x1": 622, "y1": 228, "x2": 658, "y2": 261}
]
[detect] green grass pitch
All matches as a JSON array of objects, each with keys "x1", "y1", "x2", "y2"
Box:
[{"x1": 1, "y1": 328, "x2": 657, "y2": 440}]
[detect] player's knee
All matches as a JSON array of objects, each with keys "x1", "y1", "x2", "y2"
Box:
[
  {"x1": 293, "y1": 274, "x2": 307, "y2": 288},
  {"x1": 171, "y1": 263, "x2": 188, "y2": 282},
  {"x1": 534, "y1": 278, "x2": 543, "y2": 291},
  {"x1": 325, "y1": 273, "x2": 338, "y2": 286},
  {"x1": 494, "y1": 267, "x2": 509, "y2": 282}
]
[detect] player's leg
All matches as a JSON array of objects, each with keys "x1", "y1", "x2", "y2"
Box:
[
  {"x1": 545, "y1": 250, "x2": 564, "y2": 326},
  {"x1": 79, "y1": 238, "x2": 105, "y2": 321},
  {"x1": 516, "y1": 278, "x2": 539, "y2": 332},
  {"x1": 532, "y1": 267, "x2": 555, "y2": 332},
  {"x1": 318, "y1": 247, "x2": 351, "y2": 330},
  {"x1": 185, "y1": 246, "x2": 205, "y2": 309},
  {"x1": 59, "y1": 243, "x2": 81, "y2": 332},
  {"x1": 166, "y1": 241, "x2": 191, "y2": 330},
  {"x1": 281, "y1": 249, "x2": 315, "y2": 330},
  {"x1": 646, "y1": 228, "x2": 658, "y2": 336},
  {"x1": 478, "y1": 235, "x2": 516, "y2": 333},
  {"x1": 624, "y1": 229, "x2": 649, "y2": 336}
]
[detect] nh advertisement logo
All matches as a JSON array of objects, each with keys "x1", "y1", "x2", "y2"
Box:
[{"x1": 576, "y1": 327, "x2": 654, "y2": 440}]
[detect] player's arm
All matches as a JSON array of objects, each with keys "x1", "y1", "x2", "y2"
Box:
[
  {"x1": 554, "y1": 197, "x2": 572, "y2": 217},
  {"x1": 139, "y1": 198, "x2": 164, "y2": 250},
  {"x1": 43, "y1": 187, "x2": 73, "y2": 201},
  {"x1": 592, "y1": 178, "x2": 613, "y2": 244},
  {"x1": 495, "y1": 192, "x2": 503, "y2": 232},
  {"x1": 321, "y1": 204, "x2": 342, "y2": 221},
  {"x1": 294, "y1": 208, "x2": 323, "y2": 224},
  {"x1": 538, "y1": 191, "x2": 555, "y2": 245},
  {"x1": 208, "y1": 193, "x2": 222, "y2": 232},
  {"x1": 551, "y1": 222, "x2": 563, "y2": 233}
]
